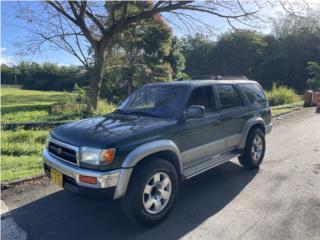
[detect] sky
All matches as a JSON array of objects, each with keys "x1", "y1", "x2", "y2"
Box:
[{"x1": 1, "y1": 0, "x2": 319, "y2": 66}]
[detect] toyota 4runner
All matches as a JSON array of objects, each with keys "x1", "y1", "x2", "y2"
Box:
[{"x1": 43, "y1": 79, "x2": 272, "y2": 226}]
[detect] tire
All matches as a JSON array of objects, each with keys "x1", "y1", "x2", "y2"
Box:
[
  {"x1": 239, "y1": 128, "x2": 266, "y2": 170},
  {"x1": 121, "y1": 158, "x2": 179, "y2": 227}
]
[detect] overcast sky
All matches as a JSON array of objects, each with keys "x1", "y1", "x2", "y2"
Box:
[{"x1": 1, "y1": 0, "x2": 319, "y2": 66}]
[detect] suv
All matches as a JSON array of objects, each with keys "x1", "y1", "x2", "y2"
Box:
[{"x1": 43, "y1": 79, "x2": 272, "y2": 226}]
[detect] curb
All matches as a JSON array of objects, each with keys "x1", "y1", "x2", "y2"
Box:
[
  {"x1": 273, "y1": 106, "x2": 302, "y2": 118},
  {"x1": 1, "y1": 174, "x2": 46, "y2": 191}
]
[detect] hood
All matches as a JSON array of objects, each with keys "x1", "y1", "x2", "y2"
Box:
[{"x1": 51, "y1": 113, "x2": 176, "y2": 148}]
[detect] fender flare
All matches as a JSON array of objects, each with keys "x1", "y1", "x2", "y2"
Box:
[
  {"x1": 114, "y1": 140, "x2": 182, "y2": 199},
  {"x1": 239, "y1": 117, "x2": 265, "y2": 149}
]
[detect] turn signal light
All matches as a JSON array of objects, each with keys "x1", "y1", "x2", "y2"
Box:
[
  {"x1": 79, "y1": 175, "x2": 97, "y2": 185},
  {"x1": 101, "y1": 148, "x2": 116, "y2": 164}
]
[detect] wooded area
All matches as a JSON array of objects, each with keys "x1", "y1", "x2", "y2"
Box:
[{"x1": 2, "y1": 1, "x2": 320, "y2": 103}]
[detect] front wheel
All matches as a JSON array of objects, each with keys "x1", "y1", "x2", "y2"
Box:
[
  {"x1": 121, "y1": 159, "x2": 179, "y2": 226},
  {"x1": 239, "y1": 128, "x2": 266, "y2": 170}
]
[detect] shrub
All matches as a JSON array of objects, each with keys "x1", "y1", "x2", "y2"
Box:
[
  {"x1": 97, "y1": 100, "x2": 116, "y2": 115},
  {"x1": 52, "y1": 85, "x2": 116, "y2": 116},
  {"x1": 265, "y1": 85, "x2": 301, "y2": 106}
]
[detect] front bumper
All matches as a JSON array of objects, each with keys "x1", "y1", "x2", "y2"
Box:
[{"x1": 43, "y1": 149, "x2": 132, "y2": 199}]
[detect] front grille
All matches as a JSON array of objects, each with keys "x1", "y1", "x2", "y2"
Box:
[{"x1": 48, "y1": 141, "x2": 77, "y2": 164}]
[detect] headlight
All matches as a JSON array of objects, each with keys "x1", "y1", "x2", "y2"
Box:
[{"x1": 80, "y1": 147, "x2": 116, "y2": 165}]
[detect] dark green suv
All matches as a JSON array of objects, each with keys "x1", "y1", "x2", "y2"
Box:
[{"x1": 43, "y1": 79, "x2": 272, "y2": 226}]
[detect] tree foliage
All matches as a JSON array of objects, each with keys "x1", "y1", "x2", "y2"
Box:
[
  {"x1": 1, "y1": 62, "x2": 87, "y2": 91},
  {"x1": 18, "y1": 0, "x2": 261, "y2": 112},
  {"x1": 181, "y1": 26, "x2": 320, "y2": 93},
  {"x1": 101, "y1": 16, "x2": 186, "y2": 102}
]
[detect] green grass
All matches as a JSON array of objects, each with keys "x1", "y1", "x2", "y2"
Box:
[
  {"x1": 0, "y1": 88, "x2": 116, "y2": 182},
  {"x1": 271, "y1": 101, "x2": 303, "y2": 117},
  {"x1": 1, "y1": 128, "x2": 48, "y2": 182},
  {"x1": 1, "y1": 155, "x2": 44, "y2": 182},
  {"x1": 1, "y1": 88, "x2": 72, "y2": 123}
]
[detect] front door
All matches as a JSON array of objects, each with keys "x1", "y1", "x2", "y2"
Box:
[{"x1": 179, "y1": 86, "x2": 224, "y2": 168}]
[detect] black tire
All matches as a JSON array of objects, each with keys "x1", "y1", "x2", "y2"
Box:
[
  {"x1": 121, "y1": 158, "x2": 179, "y2": 227},
  {"x1": 239, "y1": 128, "x2": 266, "y2": 170}
]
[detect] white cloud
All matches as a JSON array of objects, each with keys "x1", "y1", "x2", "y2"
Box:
[{"x1": 0, "y1": 48, "x2": 16, "y2": 66}]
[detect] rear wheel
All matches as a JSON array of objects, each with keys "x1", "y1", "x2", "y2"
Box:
[
  {"x1": 239, "y1": 128, "x2": 266, "y2": 170},
  {"x1": 121, "y1": 159, "x2": 179, "y2": 226}
]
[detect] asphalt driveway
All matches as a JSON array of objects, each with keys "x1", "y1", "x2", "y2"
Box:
[{"x1": 2, "y1": 107, "x2": 320, "y2": 240}]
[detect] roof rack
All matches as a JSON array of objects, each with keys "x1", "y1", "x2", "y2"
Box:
[{"x1": 190, "y1": 75, "x2": 248, "y2": 80}]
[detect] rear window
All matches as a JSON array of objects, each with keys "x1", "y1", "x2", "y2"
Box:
[
  {"x1": 217, "y1": 84, "x2": 243, "y2": 109},
  {"x1": 241, "y1": 83, "x2": 267, "y2": 105}
]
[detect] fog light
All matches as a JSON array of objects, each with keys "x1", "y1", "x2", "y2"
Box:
[{"x1": 79, "y1": 175, "x2": 97, "y2": 185}]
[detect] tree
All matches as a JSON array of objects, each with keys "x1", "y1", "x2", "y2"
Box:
[
  {"x1": 181, "y1": 33, "x2": 214, "y2": 76},
  {"x1": 18, "y1": 0, "x2": 261, "y2": 112},
  {"x1": 212, "y1": 30, "x2": 266, "y2": 77},
  {"x1": 107, "y1": 12, "x2": 174, "y2": 96}
]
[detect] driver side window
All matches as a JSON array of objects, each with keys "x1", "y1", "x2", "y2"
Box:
[{"x1": 187, "y1": 86, "x2": 216, "y2": 113}]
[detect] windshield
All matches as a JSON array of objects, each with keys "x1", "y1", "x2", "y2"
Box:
[{"x1": 117, "y1": 85, "x2": 186, "y2": 118}]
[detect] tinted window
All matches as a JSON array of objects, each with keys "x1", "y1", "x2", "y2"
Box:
[
  {"x1": 241, "y1": 83, "x2": 267, "y2": 105},
  {"x1": 187, "y1": 86, "x2": 216, "y2": 113},
  {"x1": 217, "y1": 85, "x2": 243, "y2": 109}
]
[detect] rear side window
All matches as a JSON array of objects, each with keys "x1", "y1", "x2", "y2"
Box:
[
  {"x1": 217, "y1": 84, "x2": 243, "y2": 110},
  {"x1": 241, "y1": 83, "x2": 267, "y2": 105},
  {"x1": 187, "y1": 86, "x2": 216, "y2": 113}
]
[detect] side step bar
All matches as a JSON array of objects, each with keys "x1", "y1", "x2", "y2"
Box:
[{"x1": 183, "y1": 152, "x2": 240, "y2": 179}]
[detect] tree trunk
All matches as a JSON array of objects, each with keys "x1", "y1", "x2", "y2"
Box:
[
  {"x1": 88, "y1": 45, "x2": 106, "y2": 113},
  {"x1": 127, "y1": 73, "x2": 133, "y2": 96}
]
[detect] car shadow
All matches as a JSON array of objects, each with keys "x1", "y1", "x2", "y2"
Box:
[{"x1": 10, "y1": 161, "x2": 258, "y2": 240}]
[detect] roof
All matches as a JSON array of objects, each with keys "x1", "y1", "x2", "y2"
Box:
[{"x1": 145, "y1": 79, "x2": 257, "y2": 87}]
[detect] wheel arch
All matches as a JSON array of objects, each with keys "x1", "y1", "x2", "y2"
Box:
[
  {"x1": 239, "y1": 117, "x2": 265, "y2": 149},
  {"x1": 114, "y1": 140, "x2": 182, "y2": 199}
]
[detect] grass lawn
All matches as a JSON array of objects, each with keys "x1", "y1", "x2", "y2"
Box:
[
  {"x1": 1, "y1": 88, "x2": 73, "y2": 123},
  {"x1": 1, "y1": 128, "x2": 48, "y2": 182},
  {"x1": 271, "y1": 101, "x2": 303, "y2": 117}
]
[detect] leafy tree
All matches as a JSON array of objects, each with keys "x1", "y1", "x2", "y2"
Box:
[
  {"x1": 100, "y1": 14, "x2": 185, "y2": 102},
  {"x1": 212, "y1": 30, "x2": 266, "y2": 78},
  {"x1": 18, "y1": 1, "x2": 261, "y2": 112},
  {"x1": 1, "y1": 62, "x2": 87, "y2": 91},
  {"x1": 181, "y1": 34, "x2": 214, "y2": 76}
]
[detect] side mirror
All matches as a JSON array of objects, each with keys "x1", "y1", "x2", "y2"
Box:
[{"x1": 186, "y1": 105, "x2": 205, "y2": 119}]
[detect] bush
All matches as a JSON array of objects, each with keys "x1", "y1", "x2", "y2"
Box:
[
  {"x1": 52, "y1": 85, "x2": 115, "y2": 116},
  {"x1": 265, "y1": 85, "x2": 301, "y2": 106},
  {"x1": 97, "y1": 100, "x2": 116, "y2": 115}
]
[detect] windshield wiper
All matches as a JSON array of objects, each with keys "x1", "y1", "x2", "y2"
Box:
[
  {"x1": 114, "y1": 109, "x2": 128, "y2": 115},
  {"x1": 128, "y1": 110, "x2": 159, "y2": 118}
]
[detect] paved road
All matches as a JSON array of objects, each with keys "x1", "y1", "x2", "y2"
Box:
[{"x1": 2, "y1": 108, "x2": 320, "y2": 240}]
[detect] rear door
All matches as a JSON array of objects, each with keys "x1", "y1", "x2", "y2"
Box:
[
  {"x1": 179, "y1": 85, "x2": 224, "y2": 168},
  {"x1": 216, "y1": 84, "x2": 247, "y2": 150}
]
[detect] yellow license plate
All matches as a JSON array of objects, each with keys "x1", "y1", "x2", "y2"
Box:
[{"x1": 51, "y1": 168, "x2": 63, "y2": 188}]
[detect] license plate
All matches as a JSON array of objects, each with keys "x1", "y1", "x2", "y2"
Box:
[{"x1": 51, "y1": 168, "x2": 63, "y2": 188}]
